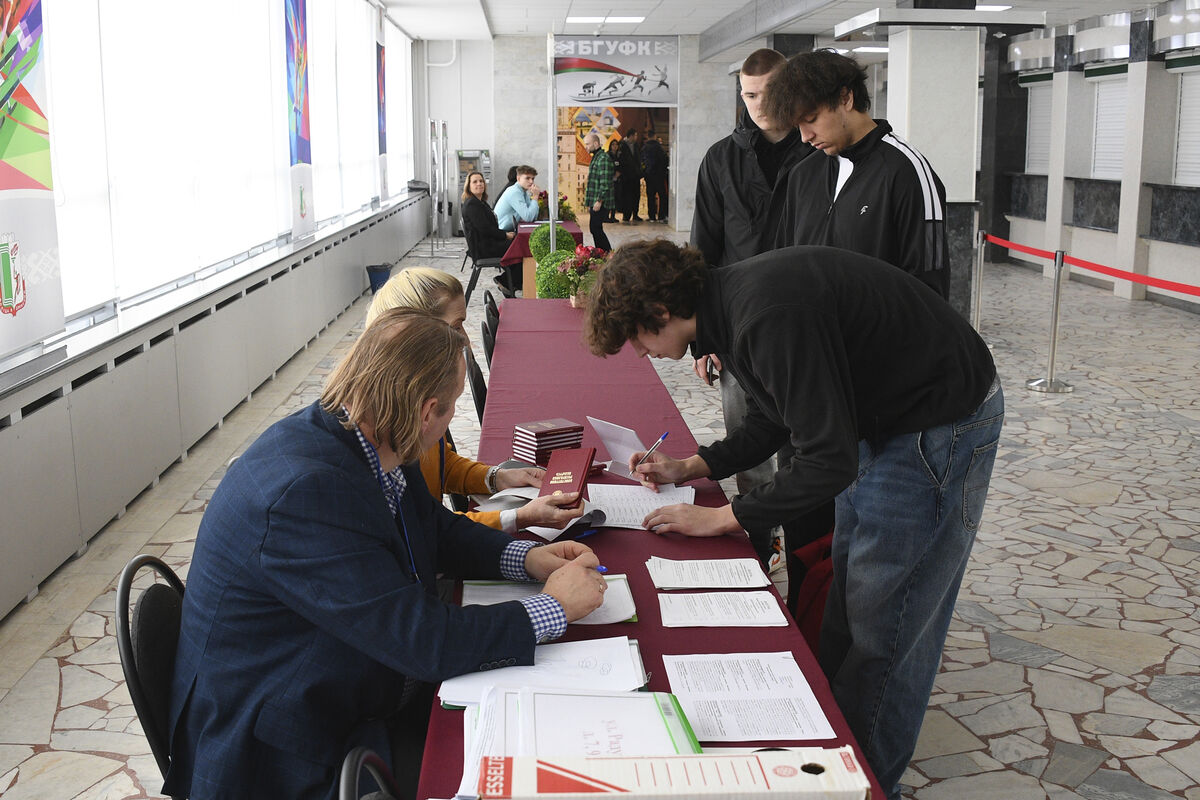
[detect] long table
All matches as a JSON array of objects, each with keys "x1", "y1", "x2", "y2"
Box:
[{"x1": 416, "y1": 298, "x2": 881, "y2": 798}]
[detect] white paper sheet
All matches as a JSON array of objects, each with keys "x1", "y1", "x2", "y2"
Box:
[
  {"x1": 645, "y1": 556, "x2": 771, "y2": 589},
  {"x1": 585, "y1": 416, "x2": 648, "y2": 481},
  {"x1": 658, "y1": 591, "x2": 788, "y2": 627},
  {"x1": 662, "y1": 652, "x2": 835, "y2": 741},
  {"x1": 518, "y1": 687, "x2": 700, "y2": 757},
  {"x1": 472, "y1": 484, "x2": 697, "y2": 540},
  {"x1": 438, "y1": 636, "x2": 644, "y2": 708},
  {"x1": 461, "y1": 574, "x2": 637, "y2": 625}
]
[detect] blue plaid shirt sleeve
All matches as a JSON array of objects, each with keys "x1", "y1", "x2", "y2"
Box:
[{"x1": 501, "y1": 540, "x2": 568, "y2": 642}]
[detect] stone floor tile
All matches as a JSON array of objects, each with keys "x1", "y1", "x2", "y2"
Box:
[
  {"x1": 1096, "y1": 735, "x2": 1170, "y2": 759},
  {"x1": 1029, "y1": 668, "x2": 1104, "y2": 713},
  {"x1": 0, "y1": 658, "x2": 59, "y2": 745},
  {"x1": 1041, "y1": 741, "x2": 1109, "y2": 788},
  {"x1": 960, "y1": 695, "x2": 1045, "y2": 737},
  {"x1": 1105, "y1": 688, "x2": 1190, "y2": 724},
  {"x1": 911, "y1": 709, "x2": 987, "y2": 760},
  {"x1": 1123, "y1": 755, "x2": 1194, "y2": 792},
  {"x1": 1080, "y1": 713, "x2": 1150, "y2": 736},
  {"x1": 914, "y1": 750, "x2": 1004, "y2": 779},
  {"x1": 915, "y1": 770, "x2": 1046, "y2": 799},
  {"x1": 991, "y1": 733, "x2": 1050, "y2": 764},
  {"x1": 1160, "y1": 740, "x2": 1200, "y2": 784},
  {"x1": 1146, "y1": 720, "x2": 1199, "y2": 740},
  {"x1": 1146, "y1": 675, "x2": 1200, "y2": 715},
  {"x1": 1012, "y1": 626, "x2": 1173, "y2": 676},
  {"x1": 1075, "y1": 768, "x2": 1182, "y2": 800},
  {"x1": 0, "y1": 751, "x2": 123, "y2": 800}
]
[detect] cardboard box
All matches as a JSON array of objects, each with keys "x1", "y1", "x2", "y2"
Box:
[{"x1": 477, "y1": 747, "x2": 870, "y2": 799}]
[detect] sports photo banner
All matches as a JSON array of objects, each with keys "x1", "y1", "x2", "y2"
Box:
[
  {"x1": 285, "y1": 0, "x2": 314, "y2": 237},
  {"x1": 0, "y1": 0, "x2": 66, "y2": 361},
  {"x1": 554, "y1": 36, "x2": 678, "y2": 107}
]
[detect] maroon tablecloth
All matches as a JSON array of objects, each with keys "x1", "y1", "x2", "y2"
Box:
[
  {"x1": 499, "y1": 221, "x2": 583, "y2": 267},
  {"x1": 417, "y1": 298, "x2": 881, "y2": 799}
]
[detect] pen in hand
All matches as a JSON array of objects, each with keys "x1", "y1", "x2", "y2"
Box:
[{"x1": 633, "y1": 432, "x2": 669, "y2": 470}]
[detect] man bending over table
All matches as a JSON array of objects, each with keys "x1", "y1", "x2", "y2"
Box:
[
  {"x1": 165, "y1": 308, "x2": 606, "y2": 800},
  {"x1": 582, "y1": 239, "x2": 1003, "y2": 800}
]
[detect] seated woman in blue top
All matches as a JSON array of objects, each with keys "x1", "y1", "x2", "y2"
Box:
[
  {"x1": 491, "y1": 164, "x2": 540, "y2": 232},
  {"x1": 461, "y1": 170, "x2": 521, "y2": 291}
]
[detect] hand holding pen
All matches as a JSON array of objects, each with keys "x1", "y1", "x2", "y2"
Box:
[{"x1": 628, "y1": 432, "x2": 686, "y2": 492}]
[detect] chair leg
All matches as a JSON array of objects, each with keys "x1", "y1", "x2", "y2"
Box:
[
  {"x1": 464, "y1": 261, "x2": 484, "y2": 306},
  {"x1": 460, "y1": 250, "x2": 469, "y2": 272}
]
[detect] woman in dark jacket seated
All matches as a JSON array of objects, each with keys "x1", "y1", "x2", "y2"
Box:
[{"x1": 461, "y1": 171, "x2": 520, "y2": 291}]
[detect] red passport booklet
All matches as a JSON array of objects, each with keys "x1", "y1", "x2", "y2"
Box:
[{"x1": 538, "y1": 447, "x2": 595, "y2": 509}]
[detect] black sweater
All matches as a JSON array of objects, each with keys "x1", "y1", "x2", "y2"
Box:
[
  {"x1": 462, "y1": 195, "x2": 510, "y2": 260},
  {"x1": 769, "y1": 120, "x2": 950, "y2": 299},
  {"x1": 690, "y1": 112, "x2": 814, "y2": 267},
  {"x1": 693, "y1": 246, "x2": 995, "y2": 532}
]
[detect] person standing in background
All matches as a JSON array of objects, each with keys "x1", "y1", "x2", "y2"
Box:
[
  {"x1": 583, "y1": 132, "x2": 614, "y2": 251},
  {"x1": 641, "y1": 134, "x2": 669, "y2": 224},
  {"x1": 689, "y1": 48, "x2": 816, "y2": 567},
  {"x1": 606, "y1": 138, "x2": 622, "y2": 222},
  {"x1": 764, "y1": 49, "x2": 950, "y2": 300},
  {"x1": 617, "y1": 128, "x2": 643, "y2": 223}
]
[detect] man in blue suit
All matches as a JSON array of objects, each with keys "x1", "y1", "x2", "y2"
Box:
[{"x1": 164, "y1": 308, "x2": 606, "y2": 800}]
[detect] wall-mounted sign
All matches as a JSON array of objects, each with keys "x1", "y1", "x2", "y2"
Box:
[{"x1": 554, "y1": 36, "x2": 679, "y2": 107}]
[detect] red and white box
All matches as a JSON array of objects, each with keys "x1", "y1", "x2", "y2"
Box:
[{"x1": 477, "y1": 747, "x2": 870, "y2": 800}]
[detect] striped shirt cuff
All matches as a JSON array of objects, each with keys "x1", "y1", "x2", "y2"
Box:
[{"x1": 519, "y1": 593, "x2": 568, "y2": 643}]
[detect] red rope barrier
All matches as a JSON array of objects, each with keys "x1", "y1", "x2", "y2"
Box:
[
  {"x1": 983, "y1": 234, "x2": 1200, "y2": 298},
  {"x1": 982, "y1": 234, "x2": 1055, "y2": 261}
]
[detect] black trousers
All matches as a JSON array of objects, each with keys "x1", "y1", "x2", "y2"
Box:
[
  {"x1": 385, "y1": 681, "x2": 436, "y2": 800},
  {"x1": 590, "y1": 205, "x2": 612, "y2": 251},
  {"x1": 645, "y1": 174, "x2": 668, "y2": 220}
]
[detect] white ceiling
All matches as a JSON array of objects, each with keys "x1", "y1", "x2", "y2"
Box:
[{"x1": 385, "y1": 0, "x2": 1153, "y2": 58}]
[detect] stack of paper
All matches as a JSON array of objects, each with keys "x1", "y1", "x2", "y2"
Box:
[
  {"x1": 457, "y1": 687, "x2": 701, "y2": 799},
  {"x1": 437, "y1": 636, "x2": 646, "y2": 708},
  {"x1": 645, "y1": 556, "x2": 771, "y2": 589},
  {"x1": 462, "y1": 575, "x2": 637, "y2": 625},
  {"x1": 658, "y1": 591, "x2": 788, "y2": 627},
  {"x1": 661, "y1": 652, "x2": 835, "y2": 741}
]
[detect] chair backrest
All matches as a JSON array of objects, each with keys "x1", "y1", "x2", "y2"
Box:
[
  {"x1": 465, "y1": 346, "x2": 488, "y2": 424},
  {"x1": 443, "y1": 429, "x2": 470, "y2": 513},
  {"x1": 481, "y1": 318, "x2": 496, "y2": 368},
  {"x1": 116, "y1": 554, "x2": 186, "y2": 783},
  {"x1": 483, "y1": 290, "x2": 500, "y2": 336},
  {"x1": 339, "y1": 746, "x2": 404, "y2": 800}
]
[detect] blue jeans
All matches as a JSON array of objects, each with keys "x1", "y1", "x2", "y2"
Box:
[{"x1": 820, "y1": 381, "x2": 1004, "y2": 799}]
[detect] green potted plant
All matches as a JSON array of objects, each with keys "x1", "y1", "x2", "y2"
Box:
[
  {"x1": 528, "y1": 223, "x2": 577, "y2": 262},
  {"x1": 534, "y1": 244, "x2": 609, "y2": 306}
]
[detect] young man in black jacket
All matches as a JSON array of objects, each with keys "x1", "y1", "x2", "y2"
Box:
[
  {"x1": 690, "y1": 48, "x2": 816, "y2": 566},
  {"x1": 584, "y1": 239, "x2": 1003, "y2": 800},
  {"x1": 764, "y1": 49, "x2": 950, "y2": 300}
]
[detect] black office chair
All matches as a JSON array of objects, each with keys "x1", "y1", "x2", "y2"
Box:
[
  {"x1": 443, "y1": 429, "x2": 470, "y2": 513},
  {"x1": 338, "y1": 746, "x2": 404, "y2": 800},
  {"x1": 460, "y1": 214, "x2": 506, "y2": 307},
  {"x1": 465, "y1": 346, "x2": 487, "y2": 425},
  {"x1": 115, "y1": 554, "x2": 186, "y2": 797},
  {"x1": 483, "y1": 290, "x2": 500, "y2": 337},
  {"x1": 481, "y1": 319, "x2": 496, "y2": 369}
]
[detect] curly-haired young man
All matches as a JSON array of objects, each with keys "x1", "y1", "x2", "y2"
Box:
[{"x1": 585, "y1": 239, "x2": 1003, "y2": 800}]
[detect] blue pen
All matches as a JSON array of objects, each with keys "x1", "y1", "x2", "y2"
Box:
[
  {"x1": 575, "y1": 529, "x2": 598, "y2": 539},
  {"x1": 633, "y1": 432, "x2": 669, "y2": 470},
  {"x1": 596, "y1": 566, "x2": 608, "y2": 574}
]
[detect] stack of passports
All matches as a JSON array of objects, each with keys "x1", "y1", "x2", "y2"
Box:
[{"x1": 512, "y1": 417, "x2": 584, "y2": 465}]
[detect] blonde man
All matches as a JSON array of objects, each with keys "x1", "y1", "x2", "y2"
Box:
[
  {"x1": 367, "y1": 268, "x2": 583, "y2": 532},
  {"x1": 166, "y1": 308, "x2": 606, "y2": 799}
]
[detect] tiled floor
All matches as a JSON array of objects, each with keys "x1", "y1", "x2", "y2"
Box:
[{"x1": 0, "y1": 223, "x2": 1198, "y2": 799}]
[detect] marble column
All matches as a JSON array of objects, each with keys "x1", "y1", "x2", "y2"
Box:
[
  {"x1": 1044, "y1": 32, "x2": 1089, "y2": 277},
  {"x1": 1112, "y1": 13, "x2": 1175, "y2": 300},
  {"x1": 888, "y1": 26, "x2": 980, "y2": 318},
  {"x1": 979, "y1": 34, "x2": 1029, "y2": 264}
]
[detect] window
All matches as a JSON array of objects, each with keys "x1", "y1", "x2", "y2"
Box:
[
  {"x1": 1025, "y1": 83, "x2": 1051, "y2": 175},
  {"x1": 1091, "y1": 77, "x2": 1127, "y2": 180},
  {"x1": 384, "y1": 20, "x2": 414, "y2": 190},
  {"x1": 1175, "y1": 71, "x2": 1200, "y2": 186}
]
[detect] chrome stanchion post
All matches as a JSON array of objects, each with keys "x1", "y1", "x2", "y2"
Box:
[
  {"x1": 972, "y1": 229, "x2": 986, "y2": 331},
  {"x1": 1026, "y1": 249, "x2": 1074, "y2": 393}
]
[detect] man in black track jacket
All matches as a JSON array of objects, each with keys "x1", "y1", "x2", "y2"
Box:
[{"x1": 764, "y1": 49, "x2": 949, "y2": 300}]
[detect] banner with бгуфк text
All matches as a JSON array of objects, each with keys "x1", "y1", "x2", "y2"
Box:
[{"x1": 554, "y1": 36, "x2": 678, "y2": 107}]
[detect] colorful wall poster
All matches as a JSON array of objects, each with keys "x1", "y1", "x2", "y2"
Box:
[
  {"x1": 285, "y1": 0, "x2": 314, "y2": 237},
  {"x1": 554, "y1": 36, "x2": 679, "y2": 107},
  {"x1": 0, "y1": 0, "x2": 65, "y2": 360}
]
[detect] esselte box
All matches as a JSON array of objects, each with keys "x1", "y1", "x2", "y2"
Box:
[{"x1": 477, "y1": 747, "x2": 871, "y2": 800}]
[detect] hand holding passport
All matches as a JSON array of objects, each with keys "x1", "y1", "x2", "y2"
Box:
[{"x1": 539, "y1": 447, "x2": 596, "y2": 510}]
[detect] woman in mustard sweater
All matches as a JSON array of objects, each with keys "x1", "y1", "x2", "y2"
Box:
[{"x1": 366, "y1": 268, "x2": 583, "y2": 533}]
